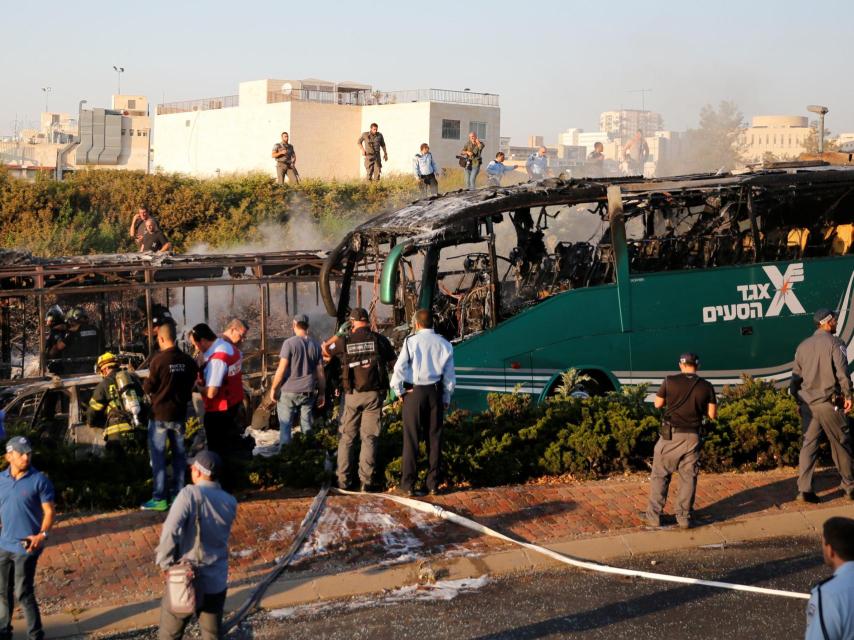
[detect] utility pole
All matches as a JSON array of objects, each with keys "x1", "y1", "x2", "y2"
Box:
[
  {"x1": 113, "y1": 66, "x2": 125, "y2": 95},
  {"x1": 41, "y1": 87, "x2": 51, "y2": 113},
  {"x1": 629, "y1": 88, "x2": 652, "y2": 113},
  {"x1": 807, "y1": 104, "x2": 829, "y2": 155}
]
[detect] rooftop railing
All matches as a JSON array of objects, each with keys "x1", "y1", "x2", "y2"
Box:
[
  {"x1": 156, "y1": 95, "x2": 239, "y2": 116},
  {"x1": 156, "y1": 88, "x2": 499, "y2": 115},
  {"x1": 267, "y1": 88, "x2": 499, "y2": 107}
]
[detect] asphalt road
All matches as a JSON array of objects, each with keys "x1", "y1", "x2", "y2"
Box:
[{"x1": 236, "y1": 535, "x2": 826, "y2": 640}]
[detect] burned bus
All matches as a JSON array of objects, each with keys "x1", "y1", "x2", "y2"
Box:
[{"x1": 319, "y1": 164, "x2": 854, "y2": 410}]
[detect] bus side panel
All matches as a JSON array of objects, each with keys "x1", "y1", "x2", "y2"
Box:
[
  {"x1": 451, "y1": 284, "x2": 626, "y2": 411},
  {"x1": 628, "y1": 256, "x2": 854, "y2": 384}
]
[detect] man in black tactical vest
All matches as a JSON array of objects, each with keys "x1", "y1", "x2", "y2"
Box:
[
  {"x1": 645, "y1": 352, "x2": 717, "y2": 529},
  {"x1": 325, "y1": 307, "x2": 396, "y2": 491}
]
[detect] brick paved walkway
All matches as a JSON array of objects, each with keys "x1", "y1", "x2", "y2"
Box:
[{"x1": 36, "y1": 467, "x2": 850, "y2": 617}]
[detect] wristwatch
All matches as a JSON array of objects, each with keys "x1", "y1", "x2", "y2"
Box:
[{"x1": 39, "y1": 531, "x2": 48, "y2": 539}]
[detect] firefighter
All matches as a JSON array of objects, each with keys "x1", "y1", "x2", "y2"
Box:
[
  {"x1": 63, "y1": 307, "x2": 103, "y2": 374},
  {"x1": 86, "y1": 352, "x2": 148, "y2": 453}
]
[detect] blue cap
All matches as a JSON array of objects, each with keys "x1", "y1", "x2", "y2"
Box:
[
  {"x1": 189, "y1": 450, "x2": 221, "y2": 478},
  {"x1": 6, "y1": 436, "x2": 32, "y2": 454}
]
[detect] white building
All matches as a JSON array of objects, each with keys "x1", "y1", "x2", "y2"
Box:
[
  {"x1": 738, "y1": 115, "x2": 811, "y2": 162},
  {"x1": 599, "y1": 109, "x2": 664, "y2": 139},
  {"x1": 153, "y1": 78, "x2": 501, "y2": 180}
]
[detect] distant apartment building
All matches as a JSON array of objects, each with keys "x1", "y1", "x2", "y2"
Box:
[
  {"x1": 1, "y1": 95, "x2": 151, "y2": 179},
  {"x1": 599, "y1": 109, "x2": 664, "y2": 139},
  {"x1": 738, "y1": 115, "x2": 811, "y2": 162},
  {"x1": 152, "y1": 78, "x2": 500, "y2": 180}
]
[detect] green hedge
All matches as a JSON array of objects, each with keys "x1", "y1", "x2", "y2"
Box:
[
  {"x1": 0, "y1": 168, "x2": 425, "y2": 256},
  {"x1": 4, "y1": 375, "x2": 812, "y2": 511}
]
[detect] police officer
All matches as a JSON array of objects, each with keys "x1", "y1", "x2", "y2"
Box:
[
  {"x1": 62, "y1": 307, "x2": 103, "y2": 374},
  {"x1": 390, "y1": 309, "x2": 456, "y2": 496},
  {"x1": 645, "y1": 352, "x2": 717, "y2": 529},
  {"x1": 86, "y1": 352, "x2": 148, "y2": 453},
  {"x1": 357, "y1": 123, "x2": 388, "y2": 181},
  {"x1": 791, "y1": 308, "x2": 854, "y2": 503},
  {"x1": 325, "y1": 308, "x2": 395, "y2": 491},
  {"x1": 272, "y1": 131, "x2": 299, "y2": 184},
  {"x1": 44, "y1": 306, "x2": 67, "y2": 375},
  {"x1": 805, "y1": 516, "x2": 854, "y2": 639}
]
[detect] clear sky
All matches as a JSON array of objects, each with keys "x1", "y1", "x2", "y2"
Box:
[{"x1": 4, "y1": 0, "x2": 853, "y2": 143}]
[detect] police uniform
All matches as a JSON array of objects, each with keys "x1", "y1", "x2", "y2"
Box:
[
  {"x1": 63, "y1": 322, "x2": 103, "y2": 374},
  {"x1": 87, "y1": 369, "x2": 148, "y2": 449},
  {"x1": 273, "y1": 141, "x2": 299, "y2": 184},
  {"x1": 358, "y1": 130, "x2": 386, "y2": 181},
  {"x1": 328, "y1": 310, "x2": 396, "y2": 489},
  {"x1": 45, "y1": 323, "x2": 68, "y2": 374},
  {"x1": 645, "y1": 355, "x2": 716, "y2": 528},
  {"x1": 791, "y1": 309, "x2": 854, "y2": 499},
  {"x1": 805, "y1": 562, "x2": 854, "y2": 639}
]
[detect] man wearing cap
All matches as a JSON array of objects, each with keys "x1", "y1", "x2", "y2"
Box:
[
  {"x1": 645, "y1": 352, "x2": 717, "y2": 529},
  {"x1": 324, "y1": 308, "x2": 396, "y2": 491},
  {"x1": 141, "y1": 322, "x2": 200, "y2": 512},
  {"x1": 390, "y1": 309, "x2": 456, "y2": 496},
  {"x1": 156, "y1": 451, "x2": 237, "y2": 640},
  {"x1": 269, "y1": 315, "x2": 325, "y2": 447},
  {"x1": 791, "y1": 308, "x2": 854, "y2": 503},
  {"x1": 0, "y1": 436, "x2": 55, "y2": 640}
]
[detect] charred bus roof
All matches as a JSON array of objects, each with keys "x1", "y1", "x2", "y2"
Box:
[{"x1": 345, "y1": 164, "x2": 854, "y2": 245}]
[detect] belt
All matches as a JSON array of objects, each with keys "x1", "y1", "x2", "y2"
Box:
[{"x1": 672, "y1": 427, "x2": 700, "y2": 434}]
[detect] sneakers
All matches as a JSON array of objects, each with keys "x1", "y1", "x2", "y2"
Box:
[
  {"x1": 141, "y1": 499, "x2": 169, "y2": 512},
  {"x1": 796, "y1": 492, "x2": 821, "y2": 504}
]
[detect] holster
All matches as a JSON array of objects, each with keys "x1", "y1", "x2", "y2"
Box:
[{"x1": 659, "y1": 419, "x2": 673, "y2": 441}]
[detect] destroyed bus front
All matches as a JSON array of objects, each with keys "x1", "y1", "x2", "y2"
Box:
[{"x1": 320, "y1": 166, "x2": 854, "y2": 410}]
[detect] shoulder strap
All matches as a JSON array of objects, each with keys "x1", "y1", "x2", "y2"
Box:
[
  {"x1": 817, "y1": 585, "x2": 829, "y2": 640},
  {"x1": 192, "y1": 486, "x2": 203, "y2": 565},
  {"x1": 664, "y1": 376, "x2": 702, "y2": 419}
]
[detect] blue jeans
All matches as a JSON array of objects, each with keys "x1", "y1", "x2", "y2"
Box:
[
  {"x1": 0, "y1": 550, "x2": 42, "y2": 640},
  {"x1": 465, "y1": 164, "x2": 481, "y2": 189},
  {"x1": 148, "y1": 420, "x2": 187, "y2": 501},
  {"x1": 278, "y1": 392, "x2": 314, "y2": 445}
]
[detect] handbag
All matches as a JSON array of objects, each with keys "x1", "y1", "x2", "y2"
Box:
[{"x1": 164, "y1": 489, "x2": 203, "y2": 615}]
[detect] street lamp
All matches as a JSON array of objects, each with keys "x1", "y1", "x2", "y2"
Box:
[
  {"x1": 41, "y1": 87, "x2": 51, "y2": 113},
  {"x1": 113, "y1": 66, "x2": 125, "y2": 94},
  {"x1": 807, "y1": 104, "x2": 829, "y2": 155}
]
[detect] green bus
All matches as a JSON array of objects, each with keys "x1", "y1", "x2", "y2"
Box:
[{"x1": 320, "y1": 165, "x2": 854, "y2": 410}]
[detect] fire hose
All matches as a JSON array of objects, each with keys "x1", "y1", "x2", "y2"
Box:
[{"x1": 223, "y1": 483, "x2": 808, "y2": 633}]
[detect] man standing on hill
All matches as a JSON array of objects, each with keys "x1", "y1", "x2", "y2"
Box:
[
  {"x1": 645, "y1": 352, "x2": 717, "y2": 529},
  {"x1": 357, "y1": 123, "x2": 387, "y2": 181},
  {"x1": 790, "y1": 308, "x2": 854, "y2": 503},
  {"x1": 272, "y1": 131, "x2": 299, "y2": 184}
]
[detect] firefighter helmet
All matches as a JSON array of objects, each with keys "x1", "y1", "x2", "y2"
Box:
[
  {"x1": 95, "y1": 352, "x2": 119, "y2": 372},
  {"x1": 45, "y1": 305, "x2": 65, "y2": 327}
]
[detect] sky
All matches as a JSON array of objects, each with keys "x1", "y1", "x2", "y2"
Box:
[{"x1": 4, "y1": 0, "x2": 854, "y2": 143}]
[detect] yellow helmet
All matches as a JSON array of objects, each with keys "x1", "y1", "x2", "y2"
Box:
[{"x1": 95, "y1": 352, "x2": 118, "y2": 372}]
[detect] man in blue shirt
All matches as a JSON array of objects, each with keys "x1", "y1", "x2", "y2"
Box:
[
  {"x1": 525, "y1": 146, "x2": 549, "y2": 181},
  {"x1": 390, "y1": 309, "x2": 456, "y2": 496},
  {"x1": 805, "y1": 516, "x2": 854, "y2": 639},
  {"x1": 0, "y1": 436, "x2": 55, "y2": 640}
]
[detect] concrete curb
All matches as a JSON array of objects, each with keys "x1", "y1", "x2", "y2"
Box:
[{"x1": 32, "y1": 501, "x2": 854, "y2": 638}]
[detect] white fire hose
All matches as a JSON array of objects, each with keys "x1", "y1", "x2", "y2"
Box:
[{"x1": 333, "y1": 488, "x2": 810, "y2": 600}]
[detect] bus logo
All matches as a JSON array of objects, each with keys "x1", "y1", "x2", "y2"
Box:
[{"x1": 702, "y1": 263, "x2": 805, "y2": 323}]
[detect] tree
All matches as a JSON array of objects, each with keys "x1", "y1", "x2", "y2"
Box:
[
  {"x1": 671, "y1": 101, "x2": 745, "y2": 175},
  {"x1": 801, "y1": 121, "x2": 840, "y2": 155}
]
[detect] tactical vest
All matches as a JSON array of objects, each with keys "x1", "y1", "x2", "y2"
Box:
[{"x1": 341, "y1": 330, "x2": 388, "y2": 393}]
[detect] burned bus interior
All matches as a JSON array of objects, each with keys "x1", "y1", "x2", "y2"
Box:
[{"x1": 320, "y1": 164, "x2": 854, "y2": 344}]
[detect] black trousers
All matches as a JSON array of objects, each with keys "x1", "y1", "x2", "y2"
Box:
[
  {"x1": 401, "y1": 383, "x2": 444, "y2": 491},
  {"x1": 203, "y1": 406, "x2": 242, "y2": 489}
]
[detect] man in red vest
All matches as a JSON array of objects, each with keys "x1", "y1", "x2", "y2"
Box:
[{"x1": 189, "y1": 320, "x2": 248, "y2": 469}]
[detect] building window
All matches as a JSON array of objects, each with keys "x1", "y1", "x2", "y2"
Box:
[
  {"x1": 442, "y1": 119, "x2": 461, "y2": 140},
  {"x1": 121, "y1": 129, "x2": 126, "y2": 135},
  {"x1": 129, "y1": 129, "x2": 134, "y2": 136},
  {"x1": 469, "y1": 121, "x2": 487, "y2": 140},
  {"x1": 127, "y1": 99, "x2": 136, "y2": 109}
]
